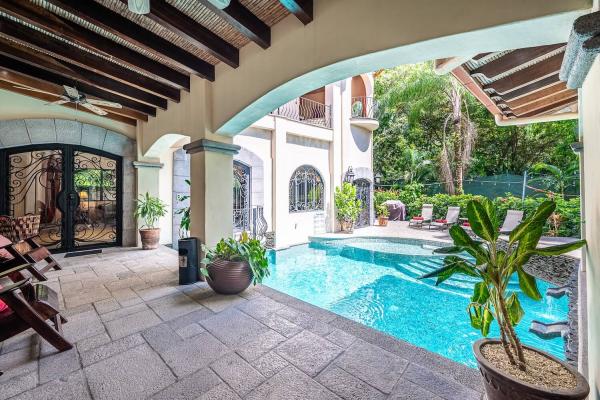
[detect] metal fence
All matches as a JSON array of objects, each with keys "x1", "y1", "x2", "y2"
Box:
[
  {"x1": 351, "y1": 96, "x2": 378, "y2": 119},
  {"x1": 271, "y1": 97, "x2": 332, "y2": 128}
]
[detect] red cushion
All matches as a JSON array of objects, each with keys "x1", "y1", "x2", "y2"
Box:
[
  {"x1": 462, "y1": 222, "x2": 471, "y2": 227},
  {"x1": 0, "y1": 284, "x2": 7, "y2": 313},
  {"x1": 412, "y1": 216, "x2": 424, "y2": 220},
  {"x1": 435, "y1": 219, "x2": 448, "y2": 223}
]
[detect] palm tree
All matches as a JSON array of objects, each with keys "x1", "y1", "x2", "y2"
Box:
[
  {"x1": 401, "y1": 147, "x2": 434, "y2": 184},
  {"x1": 529, "y1": 162, "x2": 578, "y2": 196}
]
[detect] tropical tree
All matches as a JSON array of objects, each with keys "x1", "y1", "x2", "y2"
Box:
[{"x1": 529, "y1": 162, "x2": 579, "y2": 196}]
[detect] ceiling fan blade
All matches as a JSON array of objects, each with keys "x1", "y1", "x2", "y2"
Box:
[
  {"x1": 86, "y1": 99, "x2": 122, "y2": 109},
  {"x1": 80, "y1": 102, "x2": 108, "y2": 116},
  {"x1": 13, "y1": 85, "x2": 62, "y2": 97},
  {"x1": 45, "y1": 99, "x2": 71, "y2": 106},
  {"x1": 63, "y1": 85, "x2": 80, "y2": 99}
]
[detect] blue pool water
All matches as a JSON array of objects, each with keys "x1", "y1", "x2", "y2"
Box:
[{"x1": 263, "y1": 238, "x2": 568, "y2": 368}]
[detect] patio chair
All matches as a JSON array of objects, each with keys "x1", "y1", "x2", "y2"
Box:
[
  {"x1": 0, "y1": 235, "x2": 49, "y2": 282},
  {"x1": 499, "y1": 210, "x2": 524, "y2": 234},
  {"x1": 0, "y1": 278, "x2": 72, "y2": 352},
  {"x1": 0, "y1": 215, "x2": 62, "y2": 280},
  {"x1": 429, "y1": 206, "x2": 461, "y2": 230},
  {"x1": 408, "y1": 204, "x2": 433, "y2": 228}
]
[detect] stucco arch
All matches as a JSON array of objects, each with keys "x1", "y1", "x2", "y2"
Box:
[
  {"x1": 143, "y1": 133, "x2": 190, "y2": 159},
  {"x1": 211, "y1": 0, "x2": 589, "y2": 135}
]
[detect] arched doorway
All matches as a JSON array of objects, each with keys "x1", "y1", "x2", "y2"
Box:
[
  {"x1": 233, "y1": 160, "x2": 251, "y2": 232},
  {"x1": 354, "y1": 178, "x2": 371, "y2": 228},
  {"x1": 0, "y1": 144, "x2": 122, "y2": 252}
]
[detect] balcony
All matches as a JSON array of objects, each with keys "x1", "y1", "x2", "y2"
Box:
[
  {"x1": 271, "y1": 97, "x2": 332, "y2": 129},
  {"x1": 350, "y1": 96, "x2": 379, "y2": 131}
]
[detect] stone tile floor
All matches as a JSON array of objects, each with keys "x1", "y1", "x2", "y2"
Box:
[{"x1": 0, "y1": 246, "x2": 485, "y2": 400}]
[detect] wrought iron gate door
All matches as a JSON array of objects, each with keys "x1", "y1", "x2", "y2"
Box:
[
  {"x1": 354, "y1": 179, "x2": 371, "y2": 228},
  {"x1": 233, "y1": 161, "x2": 251, "y2": 232},
  {"x1": 0, "y1": 145, "x2": 122, "y2": 252}
]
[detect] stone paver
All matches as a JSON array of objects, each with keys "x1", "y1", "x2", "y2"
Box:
[{"x1": 0, "y1": 246, "x2": 484, "y2": 400}]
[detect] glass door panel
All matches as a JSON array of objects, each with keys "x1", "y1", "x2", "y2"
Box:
[
  {"x1": 7, "y1": 149, "x2": 64, "y2": 249},
  {"x1": 72, "y1": 151, "x2": 118, "y2": 248}
]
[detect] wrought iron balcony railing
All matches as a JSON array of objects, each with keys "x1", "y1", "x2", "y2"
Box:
[
  {"x1": 351, "y1": 96, "x2": 379, "y2": 119},
  {"x1": 271, "y1": 97, "x2": 332, "y2": 128}
]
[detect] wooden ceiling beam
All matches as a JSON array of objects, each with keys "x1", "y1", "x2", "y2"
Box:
[
  {"x1": 482, "y1": 53, "x2": 564, "y2": 94},
  {"x1": 280, "y1": 0, "x2": 313, "y2": 25},
  {"x1": 44, "y1": 0, "x2": 215, "y2": 80},
  {"x1": 472, "y1": 44, "x2": 564, "y2": 79},
  {"x1": 0, "y1": 40, "x2": 165, "y2": 110},
  {"x1": 0, "y1": 80, "x2": 137, "y2": 126},
  {"x1": 519, "y1": 97, "x2": 578, "y2": 118},
  {"x1": 499, "y1": 74, "x2": 560, "y2": 101},
  {"x1": 0, "y1": 17, "x2": 180, "y2": 101},
  {"x1": 198, "y1": 0, "x2": 270, "y2": 49},
  {"x1": 118, "y1": 0, "x2": 239, "y2": 67},
  {"x1": 505, "y1": 81, "x2": 567, "y2": 109},
  {"x1": 513, "y1": 89, "x2": 578, "y2": 116},
  {"x1": 0, "y1": 0, "x2": 189, "y2": 90},
  {"x1": 0, "y1": 52, "x2": 157, "y2": 117}
]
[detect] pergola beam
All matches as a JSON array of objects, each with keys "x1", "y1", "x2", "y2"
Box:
[
  {"x1": 0, "y1": 17, "x2": 180, "y2": 101},
  {"x1": 513, "y1": 89, "x2": 578, "y2": 116},
  {"x1": 198, "y1": 0, "x2": 270, "y2": 49},
  {"x1": 45, "y1": 0, "x2": 215, "y2": 80},
  {"x1": 117, "y1": 0, "x2": 239, "y2": 68},
  {"x1": 280, "y1": 0, "x2": 313, "y2": 25},
  {"x1": 499, "y1": 74, "x2": 560, "y2": 101},
  {"x1": 519, "y1": 97, "x2": 578, "y2": 118},
  {"x1": 0, "y1": 0, "x2": 189, "y2": 90},
  {"x1": 472, "y1": 44, "x2": 564, "y2": 79},
  {"x1": 505, "y1": 81, "x2": 567, "y2": 109},
  {"x1": 0, "y1": 40, "x2": 165, "y2": 110}
]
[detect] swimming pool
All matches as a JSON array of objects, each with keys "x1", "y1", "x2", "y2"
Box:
[{"x1": 263, "y1": 237, "x2": 568, "y2": 368}]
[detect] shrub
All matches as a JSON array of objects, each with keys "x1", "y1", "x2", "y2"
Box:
[{"x1": 335, "y1": 183, "x2": 362, "y2": 224}]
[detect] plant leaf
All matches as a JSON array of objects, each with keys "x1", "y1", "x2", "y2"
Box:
[
  {"x1": 506, "y1": 292, "x2": 524, "y2": 326},
  {"x1": 482, "y1": 198, "x2": 499, "y2": 232},
  {"x1": 509, "y1": 201, "x2": 555, "y2": 244},
  {"x1": 471, "y1": 282, "x2": 489, "y2": 304},
  {"x1": 481, "y1": 308, "x2": 494, "y2": 337},
  {"x1": 531, "y1": 240, "x2": 586, "y2": 256},
  {"x1": 448, "y1": 225, "x2": 488, "y2": 262},
  {"x1": 469, "y1": 306, "x2": 482, "y2": 330},
  {"x1": 467, "y1": 200, "x2": 497, "y2": 242},
  {"x1": 517, "y1": 267, "x2": 542, "y2": 301}
]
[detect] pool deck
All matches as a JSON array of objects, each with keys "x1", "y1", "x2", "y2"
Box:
[{"x1": 0, "y1": 245, "x2": 484, "y2": 400}]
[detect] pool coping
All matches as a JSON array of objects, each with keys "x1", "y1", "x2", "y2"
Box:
[{"x1": 255, "y1": 282, "x2": 485, "y2": 394}]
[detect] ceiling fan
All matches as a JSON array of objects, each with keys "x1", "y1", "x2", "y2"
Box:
[{"x1": 13, "y1": 84, "x2": 122, "y2": 116}]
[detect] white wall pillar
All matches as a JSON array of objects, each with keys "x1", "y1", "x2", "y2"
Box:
[
  {"x1": 272, "y1": 119, "x2": 287, "y2": 247},
  {"x1": 185, "y1": 139, "x2": 239, "y2": 248},
  {"x1": 327, "y1": 82, "x2": 343, "y2": 232}
]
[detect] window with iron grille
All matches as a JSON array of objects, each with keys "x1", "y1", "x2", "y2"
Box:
[{"x1": 289, "y1": 165, "x2": 324, "y2": 212}]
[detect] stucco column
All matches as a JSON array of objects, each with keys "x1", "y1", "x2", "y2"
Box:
[
  {"x1": 133, "y1": 161, "x2": 163, "y2": 246},
  {"x1": 327, "y1": 82, "x2": 343, "y2": 232},
  {"x1": 272, "y1": 118, "x2": 287, "y2": 248},
  {"x1": 184, "y1": 139, "x2": 240, "y2": 248}
]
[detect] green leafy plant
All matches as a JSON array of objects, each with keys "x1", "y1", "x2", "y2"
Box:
[
  {"x1": 175, "y1": 179, "x2": 191, "y2": 239},
  {"x1": 201, "y1": 232, "x2": 270, "y2": 285},
  {"x1": 420, "y1": 199, "x2": 585, "y2": 371},
  {"x1": 376, "y1": 203, "x2": 389, "y2": 217},
  {"x1": 334, "y1": 182, "x2": 362, "y2": 224},
  {"x1": 134, "y1": 192, "x2": 168, "y2": 229}
]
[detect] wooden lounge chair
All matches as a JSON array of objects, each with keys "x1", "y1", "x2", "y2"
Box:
[
  {"x1": 429, "y1": 206, "x2": 461, "y2": 230},
  {"x1": 0, "y1": 215, "x2": 62, "y2": 281},
  {"x1": 500, "y1": 210, "x2": 524, "y2": 234},
  {"x1": 0, "y1": 235, "x2": 50, "y2": 282},
  {"x1": 409, "y1": 204, "x2": 433, "y2": 228}
]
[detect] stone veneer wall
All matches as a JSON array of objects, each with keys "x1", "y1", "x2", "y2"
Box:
[{"x1": 0, "y1": 119, "x2": 137, "y2": 247}]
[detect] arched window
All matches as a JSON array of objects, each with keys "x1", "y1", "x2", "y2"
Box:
[{"x1": 289, "y1": 165, "x2": 324, "y2": 212}]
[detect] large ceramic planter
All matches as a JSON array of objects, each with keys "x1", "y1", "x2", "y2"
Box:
[
  {"x1": 340, "y1": 220, "x2": 354, "y2": 233},
  {"x1": 473, "y1": 339, "x2": 589, "y2": 400},
  {"x1": 378, "y1": 216, "x2": 389, "y2": 226},
  {"x1": 205, "y1": 259, "x2": 252, "y2": 295},
  {"x1": 139, "y1": 228, "x2": 160, "y2": 250}
]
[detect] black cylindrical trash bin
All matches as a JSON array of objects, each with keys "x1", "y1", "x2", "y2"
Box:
[{"x1": 178, "y1": 237, "x2": 199, "y2": 285}]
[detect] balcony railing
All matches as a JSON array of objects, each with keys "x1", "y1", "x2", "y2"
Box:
[
  {"x1": 351, "y1": 96, "x2": 378, "y2": 119},
  {"x1": 271, "y1": 97, "x2": 332, "y2": 128}
]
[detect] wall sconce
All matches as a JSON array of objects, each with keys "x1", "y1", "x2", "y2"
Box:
[
  {"x1": 344, "y1": 166, "x2": 355, "y2": 184},
  {"x1": 374, "y1": 173, "x2": 382, "y2": 185}
]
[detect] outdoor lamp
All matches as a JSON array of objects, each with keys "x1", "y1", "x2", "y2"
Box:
[
  {"x1": 344, "y1": 167, "x2": 355, "y2": 184},
  {"x1": 374, "y1": 173, "x2": 382, "y2": 184},
  {"x1": 128, "y1": 0, "x2": 150, "y2": 14}
]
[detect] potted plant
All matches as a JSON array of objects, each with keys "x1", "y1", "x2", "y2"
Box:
[
  {"x1": 335, "y1": 182, "x2": 362, "y2": 233},
  {"x1": 421, "y1": 199, "x2": 588, "y2": 400},
  {"x1": 377, "y1": 203, "x2": 389, "y2": 226},
  {"x1": 134, "y1": 192, "x2": 167, "y2": 250},
  {"x1": 201, "y1": 232, "x2": 270, "y2": 295}
]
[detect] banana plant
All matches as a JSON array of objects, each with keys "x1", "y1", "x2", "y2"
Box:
[{"x1": 419, "y1": 199, "x2": 585, "y2": 371}]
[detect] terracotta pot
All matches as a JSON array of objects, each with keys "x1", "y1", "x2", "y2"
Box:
[
  {"x1": 340, "y1": 220, "x2": 354, "y2": 233},
  {"x1": 378, "y1": 216, "x2": 389, "y2": 226},
  {"x1": 206, "y1": 259, "x2": 252, "y2": 295},
  {"x1": 139, "y1": 228, "x2": 160, "y2": 250},
  {"x1": 473, "y1": 339, "x2": 589, "y2": 400}
]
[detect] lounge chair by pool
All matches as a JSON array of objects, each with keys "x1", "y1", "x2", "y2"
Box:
[
  {"x1": 429, "y1": 206, "x2": 460, "y2": 230},
  {"x1": 409, "y1": 204, "x2": 433, "y2": 228},
  {"x1": 500, "y1": 210, "x2": 524, "y2": 234}
]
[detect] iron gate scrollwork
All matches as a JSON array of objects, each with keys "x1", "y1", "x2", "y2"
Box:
[
  {"x1": 354, "y1": 179, "x2": 371, "y2": 228},
  {"x1": 233, "y1": 161, "x2": 251, "y2": 232}
]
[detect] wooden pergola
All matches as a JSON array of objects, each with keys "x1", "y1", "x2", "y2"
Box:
[{"x1": 0, "y1": 0, "x2": 313, "y2": 126}]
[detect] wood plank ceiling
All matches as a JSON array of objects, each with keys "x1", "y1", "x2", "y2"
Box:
[
  {"x1": 452, "y1": 44, "x2": 578, "y2": 120},
  {"x1": 0, "y1": 0, "x2": 313, "y2": 126}
]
